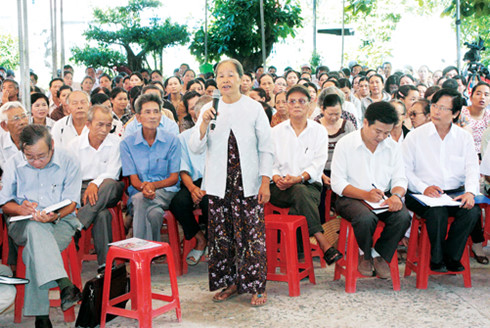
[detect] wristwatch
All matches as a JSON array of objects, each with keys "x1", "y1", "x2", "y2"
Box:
[
  {"x1": 53, "y1": 212, "x2": 61, "y2": 224},
  {"x1": 301, "y1": 175, "x2": 305, "y2": 183},
  {"x1": 392, "y1": 192, "x2": 403, "y2": 201}
]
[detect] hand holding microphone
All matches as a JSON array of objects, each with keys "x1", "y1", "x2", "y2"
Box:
[{"x1": 210, "y1": 89, "x2": 220, "y2": 130}]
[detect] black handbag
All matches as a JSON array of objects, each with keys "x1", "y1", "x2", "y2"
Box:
[{"x1": 75, "y1": 264, "x2": 130, "y2": 328}]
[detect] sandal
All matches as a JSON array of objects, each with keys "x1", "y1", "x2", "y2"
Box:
[
  {"x1": 212, "y1": 286, "x2": 238, "y2": 303},
  {"x1": 472, "y1": 250, "x2": 489, "y2": 265},
  {"x1": 251, "y1": 293, "x2": 267, "y2": 307},
  {"x1": 186, "y1": 247, "x2": 206, "y2": 266},
  {"x1": 324, "y1": 246, "x2": 343, "y2": 265}
]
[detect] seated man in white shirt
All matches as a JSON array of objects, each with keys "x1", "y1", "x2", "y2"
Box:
[
  {"x1": 331, "y1": 101, "x2": 411, "y2": 278},
  {"x1": 403, "y1": 88, "x2": 480, "y2": 272},
  {"x1": 70, "y1": 105, "x2": 124, "y2": 270},
  {"x1": 270, "y1": 85, "x2": 343, "y2": 265},
  {"x1": 0, "y1": 101, "x2": 29, "y2": 170},
  {"x1": 51, "y1": 90, "x2": 90, "y2": 149}
]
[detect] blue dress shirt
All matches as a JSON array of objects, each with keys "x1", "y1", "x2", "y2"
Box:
[{"x1": 120, "y1": 128, "x2": 181, "y2": 198}]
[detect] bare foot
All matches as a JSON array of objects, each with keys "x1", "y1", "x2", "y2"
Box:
[
  {"x1": 212, "y1": 285, "x2": 237, "y2": 302},
  {"x1": 251, "y1": 292, "x2": 267, "y2": 307}
]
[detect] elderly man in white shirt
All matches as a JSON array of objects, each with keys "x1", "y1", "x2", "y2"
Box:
[
  {"x1": 270, "y1": 85, "x2": 343, "y2": 265},
  {"x1": 0, "y1": 101, "x2": 28, "y2": 170},
  {"x1": 403, "y1": 89, "x2": 480, "y2": 273},
  {"x1": 331, "y1": 101, "x2": 411, "y2": 278},
  {"x1": 70, "y1": 105, "x2": 123, "y2": 269},
  {"x1": 51, "y1": 90, "x2": 90, "y2": 149}
]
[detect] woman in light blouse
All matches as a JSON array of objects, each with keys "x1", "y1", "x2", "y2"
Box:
[{"x1": 189, "y1": 59, "x2": 273, "y2": 307}]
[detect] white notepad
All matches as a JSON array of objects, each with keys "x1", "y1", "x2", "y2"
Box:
[{"x1": 10, "y1": 199, "x2": 72, "y2": 222}]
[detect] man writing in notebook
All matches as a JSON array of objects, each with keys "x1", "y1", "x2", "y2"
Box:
[
  {"x1": 0, "y1": 125, "x2": 82, "y2": 328},
  {"x1": 402, "y1": 89, "x2": 480, "y2": 273},
  {"x1": 331, "y1": 101, "x2": 411, "y2": 278}
]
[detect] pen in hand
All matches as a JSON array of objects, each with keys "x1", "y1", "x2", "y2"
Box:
[{"x1": 371, "y1": 184, "x2": 387, "y2": 200}]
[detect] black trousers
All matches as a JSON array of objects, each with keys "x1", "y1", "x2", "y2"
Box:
[
  {"x1": 168, "y1": 179, "x2": 208, "y2": 240},
  {"x1": 405, "y1": 193, "x2": 480, "y2": 264},
  {"x1": 335, "y1": 196, "x2": 411, "y2": 262}
]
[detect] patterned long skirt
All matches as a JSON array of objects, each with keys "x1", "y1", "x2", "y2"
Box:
[{"x1": 207, "y1": 131, "x2": 267, "y2": 294}]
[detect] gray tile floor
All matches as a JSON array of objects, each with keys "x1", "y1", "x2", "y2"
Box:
[{"x1": 1, "y1": 247, "x2": 489, "y2": 328}]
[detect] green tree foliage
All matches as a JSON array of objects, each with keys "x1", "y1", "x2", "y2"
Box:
[
  {"x1": 70, "y1": 0, "x2": 189, "y2": 71},
  {"x1": 0, "y1": 33, "x2": 20, "y2": 70},
  {"x1": 190, "y1": 0, "x2": 303, "y2": 71}
]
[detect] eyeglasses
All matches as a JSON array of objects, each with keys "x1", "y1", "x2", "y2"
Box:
[
  {"x1": 431, "y1": 103, "x2": 452, "y2": 112},
  {"x1": 23, "y1": 149, "x2": 51, "y2": 163},
  {"x1": 408, "y1": 111, "x2": 425, "y2": 118},
  {"x1": 288, "y1": 99, "x2": 309, "y2": 106},
  {"x1": 9, "y1": 113, "x2": 29, "y2": 122}
]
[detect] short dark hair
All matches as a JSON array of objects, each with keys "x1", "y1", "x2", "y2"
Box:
[
  {"x1": 49, "y1": 78, "x2": 64, "y2": 88},
  {"x1": 110, "y1": 87, "x2": 128, "y2": 99},
  {"x1": 323, "y1": 78, "x2": 339, "y2": 88},
  {"x1": 441, "y1": 79, "x2": 459, "y2": 90},
  {"x1": 338, "y1": 78, "x2": 351, "y2": 89},
  {"x1": 286, "y1": 85, "x2": 311, "y2": 101},
  {"x1": 251, "y1": 87, "x2": 267, "y2": 100},
  {"x1": 205, "y1": 79, "x2": 217, "y2": 89},
  {"x1": 322, "y1": 94, "x2": 342, "y2": 108},
  {"x1": 186, "y1": 79, "x2": 204, "y2": 92},
  {"x1": 134, "y1": 93, "x2": 162, "y2": 114},
  {"x1": 399, "y1": 74, "x2": 415, "y2": 84},
  {"x1": 30, "y1": 93, "x2": 49, "y2": 107},
  {"x1": 183, "y1": 91, "x2": 201, "y2": 113},
  {"x1": 431, "y1": 88, "x2": 464, "y2": 115},
  {"x1": 471, "y1": 81, "x2": 490, "y2": 96},
  {"x1": 91, "y1": 87, "x2": 111, "y2": 97},
  {"x1": 364, "y1": 101, "x2": 399, "y2": 126},
  {"x1": 90, "y1": 93, "x2": 110, "y2": 105},
  {"x1": 395, "y1": 85, "x2": 418, "y2": 99},
  {"x1": 20, "y1": 124, "x2": 52, "y2": 152},
  {"x1": 368, "y1": 74, "x2": 385, "y2": 84},
  {"x1": 163, "y1": 76, "x2": 182, "y2": 90},
  {"x1": 442, "y1": 66, "x2": 458, "y2": 77},
  {"x1": 142, "y1": 85, "x2": 163, "y2": 97},
  {"x1": 424, "y1": 85, "x2": 441, "y2": 99},
  {"x1": 57, "y1": 85, "x2": 72, "y2": 98},
  {"x1": 413, "y1": 99, "x2": 430, "y2": 115}
]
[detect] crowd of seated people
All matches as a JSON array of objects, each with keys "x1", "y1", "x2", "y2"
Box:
[{"x1": 0, "y1": 59, "x2": 489, "y2": 324}]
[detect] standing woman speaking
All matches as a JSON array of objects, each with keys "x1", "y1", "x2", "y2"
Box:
[{"x1": 189, "y1": 59, "x2": 273, "y2": 307}]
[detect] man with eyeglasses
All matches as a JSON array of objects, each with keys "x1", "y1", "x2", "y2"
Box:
[
  {"x1": 0, "y1": 125, "x2": 82, "y2": 328},
  {"x1": 0, "y1": 101, "x2": 29, "y2": 170},
  {"x1": 51, "y1": 90, "x2": 90, "y2": 149},
  {"x1": 403, "y1": 88, "x2": 480, "y2": 273},
  {"x1": 331, "y1": 101, "x2": 411, "y2": 279},
  {"x1": 69, "y1": 105, "x2": 123, "y2": 272},
  {"x1": 269, "y1": 85, "x2": 343, "y2": 266}
]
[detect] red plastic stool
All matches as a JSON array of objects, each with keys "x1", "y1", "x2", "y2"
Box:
[
  {"x1": 404, "y1": 215, "x2": 471, "y2": 289},
  {"x1": 264, "y1": 203, "x2": 327, "y2": 268},
  {"x1": 181, "y1": 209, "x2": 206, "y2": 274},
  {"x1": 78, "y1": 204, "x2": 126, "y2": 263},
  {"x1": 480, "y1": 204, "x2": 489, "y2": 245},
  {"x1": 265, "y1": 213, "x2": 316, "y2": 297},
  {"x1": 334, "y1": 219, "x2": 401, "y2": 293},
  {"x1": 14, "y1": 238, "x2": 82, "y2": 323},
  {"x1": 100, "y1": 242, "x2": 182, "y2": 327},
  {"x1": 162, "y1": 211, "x2": 183, "y2": 276}
]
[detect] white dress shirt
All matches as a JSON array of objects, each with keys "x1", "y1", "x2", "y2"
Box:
[
  {"x1": 68, "y1": 130, "x2": 121, "y2": 187},
  {"x1": 51, "y1": 115, "x2": 89, "y2": 150},
  {"x1": 402, "y1": 122, "x2": 479, "y2": 195},
  {"x1": 0, "y1": 132, "x2": 20, "y2": 170},
  {"x1": 189, "y1": 95, "x2": 273, "y2": 198},
  {"x1": 331, "y1": 129, "x2": 407, "y2": 196},
  {"x1": 271, "y1": 119, "x2": 328, "y2": 185}
]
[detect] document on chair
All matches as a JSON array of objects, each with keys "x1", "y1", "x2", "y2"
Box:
[
  {"x1": 109, "y1": 237, "x2": 161, "y2": 251},
  {"x1": 9, "y1": 199, "x2": 72, "y2": 222},
  {"x1": 411, "y1": 194, "x2": 461, "y2": 207}
]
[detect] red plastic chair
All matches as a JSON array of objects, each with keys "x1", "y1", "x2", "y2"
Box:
[
  {"x1": 161, "y1": 211, "x2": 183, "y2": 276},
  {"x1": 480, "y1": 204, "x2": 489, "y2": 245},
  {"x1": 404, "y1": 215, "x2": 471, "y2": 289},
  {"x1": 14, "y1": 238, "x2": 82, "y2": 323},
  {"x1": 264, "y1": 203, "x2": 327, "y2": 268},
  {"x1": 78, "y1": 204, "x2": 126, "y2": 264},
  {"x1": 1, "y1": 214, "x2": 8, "y2": 265},
  {"x1": 334, "y1": 219, "x2": 401, "y2": 293},
  {"x1": 100, "y1": 242, "x2": 182, "y2": 328},
  {"x1": 181, "y1": 209, "x2": 207, "y2": 274}
]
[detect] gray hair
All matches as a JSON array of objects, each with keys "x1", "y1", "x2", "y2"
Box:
[
  {"x1": 87, "y1": 104, "x2": 112, "y2": 122},
  {"x1": 0, "y1": 101, "x2": 27, "y2": 123},
  {"x1": 318, "y1": 86, "x2": 345, "y2": 108},
  {"x1": 66, "y1": 90, "x2": 90, "y2": 105},
  {"x1": 194, "y1": 95, "x2": 212, "y2": 117},
  {"x1": 215, "y1": 59, "x2": 244, "y2": 78},
  {"x1": 134, "y1": 93, "x2": 162, "y2": 114}
]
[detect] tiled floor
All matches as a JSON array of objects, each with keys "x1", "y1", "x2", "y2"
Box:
[{"x1": 1, "y1": 247, "x2": 489, "y2": 328}]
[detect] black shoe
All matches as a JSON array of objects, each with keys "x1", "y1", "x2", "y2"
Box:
[
  {"x1": 324, "y1": 247, "x2": 343, "y2": 265},
  {"x1": 445, "y1": 259, "x2": 465, "y2": 272},
  {"x1": 430, "y1": 261, "x2": 448, "y2": 273},
  {"x1": 60, "y1": 285, "x2": 82, "y2": 311},
  {"x1": 35, "y1": 317, "x2": 53, "y2": 328},
  {"x1": 73, "y1": 230, "x2": 82, "y2": 251}
]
